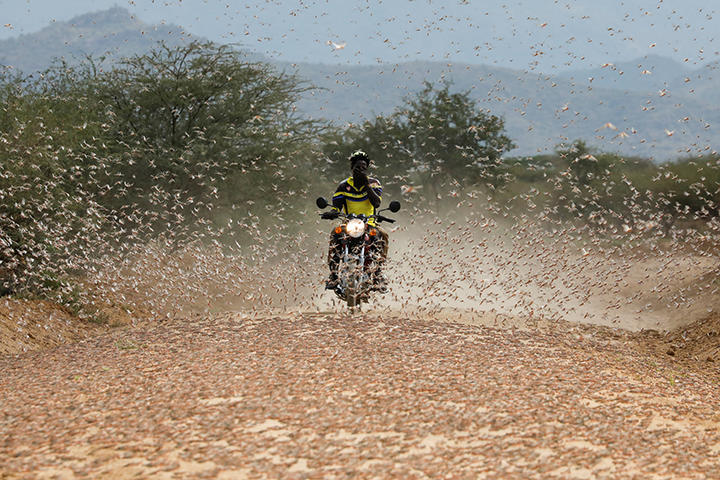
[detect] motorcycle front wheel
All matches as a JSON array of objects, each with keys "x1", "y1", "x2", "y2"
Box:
[{"x1": 345, "y1": 275, "x2": 359, "y2": 308}]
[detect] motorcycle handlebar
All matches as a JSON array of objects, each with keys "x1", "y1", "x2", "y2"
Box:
[{"x1": 318, "y1": 211, "x2": 395, "y2": 224}]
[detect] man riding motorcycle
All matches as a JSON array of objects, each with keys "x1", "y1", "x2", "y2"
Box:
[{"x1": 323, "y1": 150, "x2": 389, "y2": 293}]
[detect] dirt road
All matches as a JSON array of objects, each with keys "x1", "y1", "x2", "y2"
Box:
[{"x1": 2, "y1": 310, "x2": 719, "y2": 479}]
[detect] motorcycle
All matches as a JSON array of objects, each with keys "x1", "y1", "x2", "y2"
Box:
[{"x1": 316, "y1": 197, "x2": 401, "y2": 308}]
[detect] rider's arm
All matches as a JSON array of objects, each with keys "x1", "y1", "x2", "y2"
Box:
[
  {"x1": 366, "y1": 178, "x2": 382, "y2": 209},
  {"x1": 332, "y1": 189, "x2": 345, "y2": 212},
  {"x1": 354, "y1": 170, "x2": 382, "y2": 209},
  {"x1": 366, "y1": 184, "x2": 381, "y2": 209}
]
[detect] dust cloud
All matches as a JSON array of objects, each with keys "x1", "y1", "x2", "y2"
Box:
[
  {"x1": 301, "y1": 205, "x2": 720, "y2": 332},
  {"x1": 82, "y1": 199, "x2": 720, "y2": 335}
]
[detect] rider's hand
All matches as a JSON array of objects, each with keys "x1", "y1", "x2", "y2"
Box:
[
  {"x1": 353, "y1": 165, "x2": 368, "y2": 186},
  {"x1": 321, "y1": 211, "x2": 339, "y2": 220}
]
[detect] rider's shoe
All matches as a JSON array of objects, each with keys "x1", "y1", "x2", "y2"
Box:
[
  {"x1": 325, "y1": 273, "x2": 339, "y2": 290},
  {"x1": 372, "y1": 274, "x2": 388, "y2": 293}
]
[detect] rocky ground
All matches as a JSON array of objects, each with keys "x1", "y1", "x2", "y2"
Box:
[
  {"x1": 0, "y1": 299, "x2": 103, "y2": 356},
  {"x1": 1, "y1": 308, "x2": 719, "y2": 479}
]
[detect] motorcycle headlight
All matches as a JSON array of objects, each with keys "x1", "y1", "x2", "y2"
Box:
[{"x1": 345, "y1": 218, "x2": 366, "y2": 238}]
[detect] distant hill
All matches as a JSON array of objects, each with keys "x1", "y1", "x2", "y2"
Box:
[
  {"x1": 684, "y1": 60, "x2": 720, "y2": 105},
  {"x1": 557, "y1": 55, "x2": 695, "y2": 92},
  {"x1": 0, "y1": 7, "x2": 194, "y2": 73},
  {"x1": 1, "y1": 7, "x2": 718, "y2": 161},
  {"x1": 286, "y1": 60, "x2": 719, "y2": 160}
]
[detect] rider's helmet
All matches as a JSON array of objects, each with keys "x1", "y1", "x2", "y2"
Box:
[{"x1": 349, "y1": 150, "x2": 370, "y2": 166}]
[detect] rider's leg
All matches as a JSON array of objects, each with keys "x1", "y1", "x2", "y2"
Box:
[
  {"x1": 326, "y1": 229, "x2": 341, "y2": 289},
  {"x1": 371, "y1": 226, "x2": 389, "y2": 292}
]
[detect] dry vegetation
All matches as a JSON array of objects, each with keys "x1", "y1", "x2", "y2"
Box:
[{"x1": 2, "y1": 31, "x2": 720, "y2": 478}]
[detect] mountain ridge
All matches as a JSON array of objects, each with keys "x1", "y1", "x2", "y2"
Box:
[
  {"x1": 1, "y1": 7, "x2": 717, "y2": 160},
  {"x1": 0, "y1": 6, "x2": 194, "y2": 73}
]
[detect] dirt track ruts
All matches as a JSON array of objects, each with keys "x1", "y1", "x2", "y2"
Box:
[{"x1": 2, "y1": 312, "x2": 720, "y2": 479}]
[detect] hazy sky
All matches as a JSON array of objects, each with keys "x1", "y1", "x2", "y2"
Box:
[{"x1": 1, "y1": 0, "x2": 718, "y2": 71}]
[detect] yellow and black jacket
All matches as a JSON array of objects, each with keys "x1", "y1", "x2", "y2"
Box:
[{"x1": 331, "y1": 176, "x2": 383, "y2": 225}]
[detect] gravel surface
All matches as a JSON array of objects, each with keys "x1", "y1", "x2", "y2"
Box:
[{"x1": 2, "y1": 311, "x2": 720, "y2": 479}]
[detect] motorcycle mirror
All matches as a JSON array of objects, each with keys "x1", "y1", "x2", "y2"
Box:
[
  {"x1": 388, "y1": 201, "x2": 401, "y2": 213},
  {"x1": 316, "y1": 197, "x2": 329, "y2": 209}
]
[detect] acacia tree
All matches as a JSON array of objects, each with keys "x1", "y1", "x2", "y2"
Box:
[
  {"x1": 322, "y1": 81, "x2": 515, "y2": 204},
  {"x1": 402, "y1": 82, "x2": 514, "y2": 194},
  {"x1": 0, "y1": 41, "x2": 327, "y2": 298},
  {"x1": 93, "y1": 41, "x2": 325, "y2": 234},
  {"x1": 0, "y1": 66, "x2": 109, "y2": 298}
]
